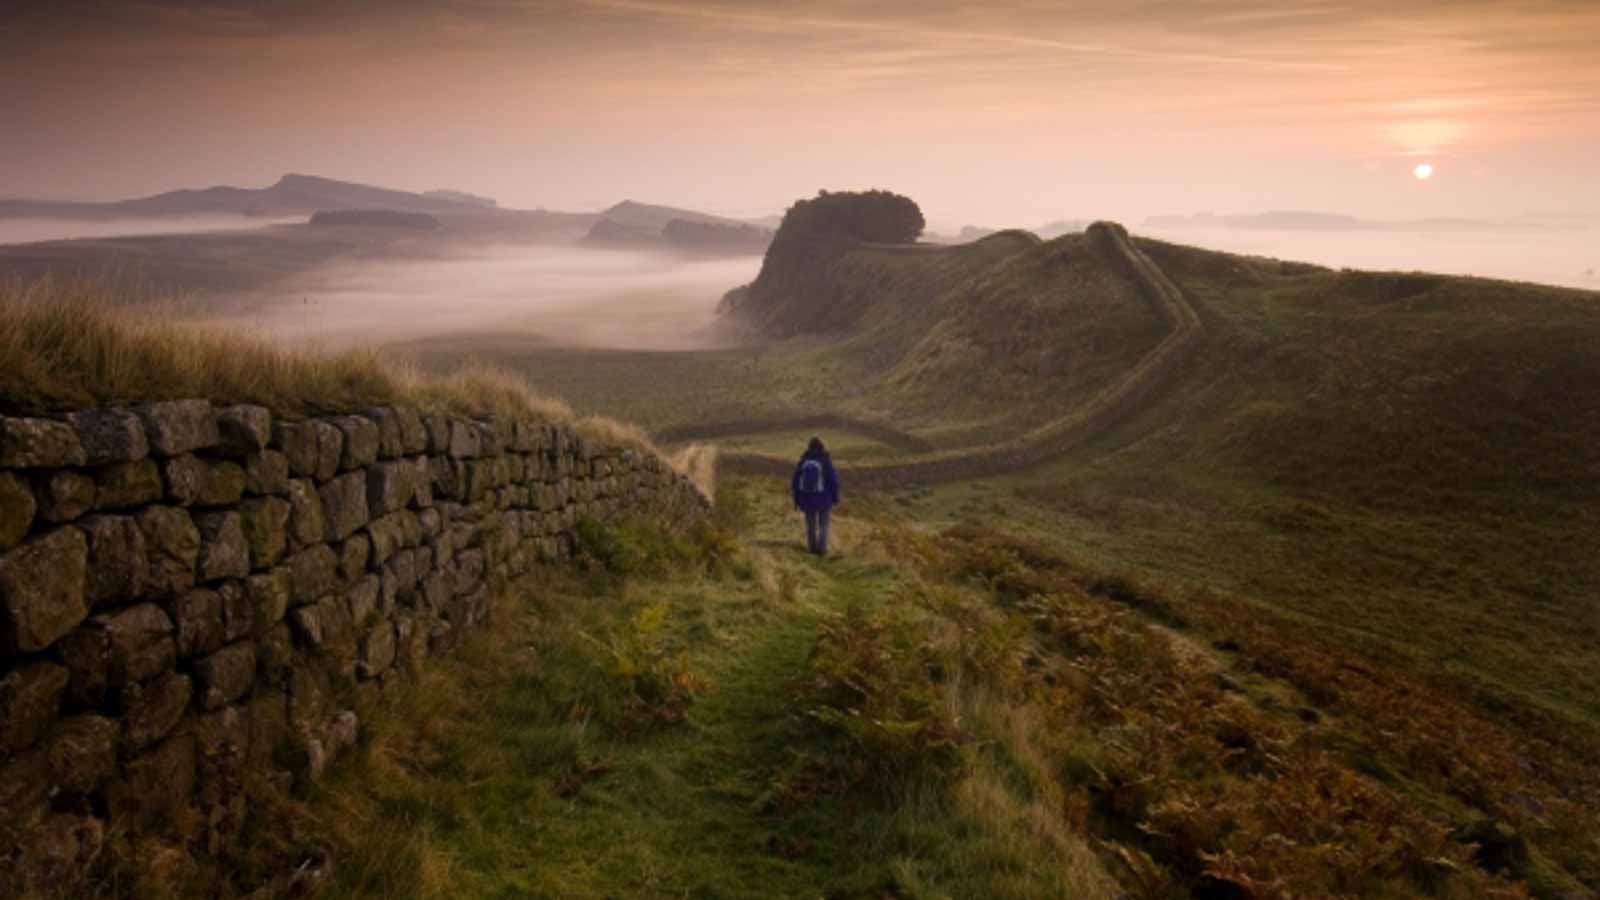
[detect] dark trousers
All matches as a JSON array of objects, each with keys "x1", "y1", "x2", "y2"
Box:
[{"x1": 804, "y1": 507, "x2": 831, "y2": 555}]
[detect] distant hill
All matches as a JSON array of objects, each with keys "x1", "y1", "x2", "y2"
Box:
[
  {"x1": 599, "y1": 200, "x2": 761, "y2": 232},
  {"x1": 580, "y1": 201, "x2": 773, "y2": 255},
  {"x1": 423, "y1": 189, "x2": 496, "y2": 208},
  {"x1": 579, "y1": 217, "x2": 660, "y2": 248},
  {"x1": 0, "y1": 173, "x2": 496, "y2": 221}
]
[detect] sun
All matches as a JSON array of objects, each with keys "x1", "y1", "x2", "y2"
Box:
[{"x1": 1413, "y1": 162, "x2": 1434, "y2": 180}]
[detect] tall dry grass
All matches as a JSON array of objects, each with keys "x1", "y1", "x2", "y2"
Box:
[{"x1": 0, "y1": 275, "x2": 710, "y2": 492}]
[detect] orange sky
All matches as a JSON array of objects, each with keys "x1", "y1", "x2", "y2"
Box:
[{"x1": 4, "y1": 0, "x2": 1597, "y2": 226}]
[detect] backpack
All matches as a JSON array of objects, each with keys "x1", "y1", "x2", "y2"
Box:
[{"x1": 798, "y1": 459, "x2": 825, "y2": 494}]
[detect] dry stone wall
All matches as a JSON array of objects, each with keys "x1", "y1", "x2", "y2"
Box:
[{"x1": 0, "y1": 400, "x2": 708, "y2": 893}]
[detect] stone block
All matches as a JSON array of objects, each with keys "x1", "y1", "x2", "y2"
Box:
[
  {"x1": 239, "y1": 496, "x2": 290, "y2": 569},
  {"x1": 395, "y1": 408, "x2": 428, "y2": 455},
  {"x1": 287, "y1": 544, "x2": 338, "y2": 606},
  {"x1": 0, "y1": 471, "x2": 37, "y2": 552},
  {"x1": 0, "y1": 526, "x2": 89, "y2": 654},
  {"x1": 107, "y1": 733, "x2": 195, "y2": 827},
  {"x1": 92, "y1": 459, "x2": 162, "y2": 510},
  {"x1": 411, "y1": 456, "x2": 434, "y2": 508},
  {"x1": 423, "y1": 414, "x2": 451, "y2": 454},
  {"x1": 216, "y1": 404, "x2": 271, "y2": 456},
  {"x1": 312, "y1": 420, "x2": 343, "y2": 482},
  {"x1": 200, "y1": 461, "x2": 246, "y2": 507},
  {"x1": 447, "y1": 418, "x2": 481, "y2": 459},
  {"x1": 195, "y1": 641, "x2": 256, "y2": 710},
  {"x1": 166, "y1": 588, "x2": 225, "y2": 659},
  {"x1": 136, "y1": 505, "x2": 199, "y2": 595},
  {"x1": 346, "y1": 574, "x2": 380, "y2": 626},
  {"x1": 245, "y1": 569, "x2": 290, "y2": 635},
  {"x1": 430, "y1": 456, "x2": 462, "y2": 501},
  {"x1": 45, "y1": 715, "x2": 118, "y2": 795},
  {"x1": 364, "y1": 407, "x2": 404, "y2": 459},
  {"x1": 243, "y1": 448, "x2": 290, "y2": 496},
  {"x1": 33, "y1": 469, "x2": 96, "y2": 523},
  {"x1": 290, "y1": 594, "x2": 353, "y2": 655},
  {"x1": 160, "y1": 454, "x2": 207, "y2": 506},
  {"x1": 271, "y1": 420, "x2": 320, "y2": 478},
  {"x1": 331, "y1": 415, "x2": 380, "y2": 470},
  {"x1": 121, "y1": 671, "x2": 191, "y2": 750},
  {"x1": 219, "y1": 580, "x2": 253, "y2": 643},
  {"x1": 101, "y1": 602, "x2": 177, "y2": 686},
  {"x1": 366, "y1": 513, "x2": 404, "y2": 568},
  {"x1": 136, "y1": 400, "x2": 218, "y2": 457},
  {"x1": 66, "y1": 408, "x2": 148, "y2": 465},
  {"x1": 0, "y1": 416, "x2": 86, "y2": 468},
  {"x1": 337, "y1": 534, "x2": 370, "y2": 583},
  {"x1": 366, "y1": 460, "x2": 413, "y2": 517},
  {"x1": 0, "y1": 660, "x2": 69, "y2": 753},
  {"x1": 78, "y1": 514, "x2": 147, "y2": 608},
  {"x1": 286, "y1": 478, "x2": 324, "y2": 548},
  {"x1": 319, "y1": 471, "x2": 369, "y2": 540},
  {"x1": 195, "y1": 511, "x2": 249, "y2": 582},
  {"x1": 166, "y1": 456, "x2": 245, "y2": 508}
]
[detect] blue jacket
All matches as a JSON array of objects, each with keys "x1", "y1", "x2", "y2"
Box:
[{"x1": 792, "y1": 450, "x2": 840, "y2": 512}]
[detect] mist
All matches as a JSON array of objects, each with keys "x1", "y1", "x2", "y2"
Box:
[
  {"x1": 1137, "y1": 224, "x2": 1600, "y2": 290},
  {"x1": 0, "y1": 217, "x2": 300, "y2": 246},
  {"x1": 216, "y1": 245, "x2": 762, "y2": 351}
]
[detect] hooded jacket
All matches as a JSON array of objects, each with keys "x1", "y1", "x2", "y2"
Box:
[{"x1": 791, "y1": 448, "x2": 840, "y2": 512}]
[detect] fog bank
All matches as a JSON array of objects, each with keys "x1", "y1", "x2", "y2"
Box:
[
  {"x1": 0, "y1": 217, "x2": 301, "y2": 245},
  {"x1": 220, "y1": 245, "x2": 760, "y2": 351},
  {"x1": 1138, "y1": 224, "x2": 1599, "y2": 290}
]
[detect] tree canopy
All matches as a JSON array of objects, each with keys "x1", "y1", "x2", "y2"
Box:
[{"x1": 774, "y1": 189, "x2": 924, "y2": 246}]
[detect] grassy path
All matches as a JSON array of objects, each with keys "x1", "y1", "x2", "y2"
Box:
[{"x1": 316, "y1": 500, "x2": 905, "y2": 899}]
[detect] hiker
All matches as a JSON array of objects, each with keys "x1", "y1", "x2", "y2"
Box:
[{"x1": 792, "y1": 436, "x2": 840, "y2": 555}]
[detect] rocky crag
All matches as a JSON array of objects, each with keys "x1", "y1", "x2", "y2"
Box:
[{"x1": 0, "y1": 400, "x2": 707, "y2": 894}]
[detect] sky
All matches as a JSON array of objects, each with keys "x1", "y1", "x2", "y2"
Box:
[{"x1": 3, "y1": 0, "x2": 1598, "y2": 228}]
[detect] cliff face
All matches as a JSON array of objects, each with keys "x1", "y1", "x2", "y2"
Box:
[
  {"x1": 0, "y1": 400, "x2": 706, "y2": 893},
  {"x1": 719, "y1": 190, "x2": 925, "y2": 336}
]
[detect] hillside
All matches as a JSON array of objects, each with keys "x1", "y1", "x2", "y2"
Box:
[
  {"x1": 581, "y1": 201, "x2": 774, "y2": 256},
  {"x1": 444, "y1": 196, "x2": 1600, "y2": 885},
  {"x1": 0, "y1": 174, "x2": 491, "y2": 221}
]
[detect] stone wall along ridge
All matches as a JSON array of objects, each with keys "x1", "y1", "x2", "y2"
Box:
[{"x1": 0, "y1": 399, "x2": 708, "y2": 893}]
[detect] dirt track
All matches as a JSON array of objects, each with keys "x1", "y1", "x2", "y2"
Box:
[{"x1": 695, "y1": 222, "x2": 1205, "y2": 488}]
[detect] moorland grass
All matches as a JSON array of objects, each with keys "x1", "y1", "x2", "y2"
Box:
[
  {"x1": 135, "y1": 479, "x2": 1597, "y2": 897},
  {"x1": 0, "y1": 275, "x2": 714, "y2": 493}
]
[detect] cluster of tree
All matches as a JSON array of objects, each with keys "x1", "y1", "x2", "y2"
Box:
[{"x1": 772, "y1": 189, "x2": 924, "y2": 246}]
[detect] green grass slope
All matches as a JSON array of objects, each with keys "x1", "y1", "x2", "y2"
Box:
[{"x1": 165, "y1": 487, "x2": 1597, "y2": 898}]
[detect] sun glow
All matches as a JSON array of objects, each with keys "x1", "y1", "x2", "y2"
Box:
[{"x1": 1413, "y1": 162, "x2": 1434, "y2": 180}]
